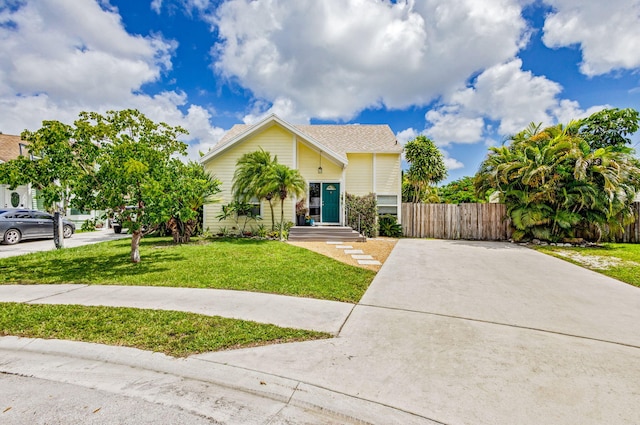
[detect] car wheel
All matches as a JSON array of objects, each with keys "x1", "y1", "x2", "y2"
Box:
[
  {"x1": 3, "y1": 229, "x2": 21, "y2": 245},
  {"x1": 63, "y1": 225, "x2": 73, "y2": 239}
]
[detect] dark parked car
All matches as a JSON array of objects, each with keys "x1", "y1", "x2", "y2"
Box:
[{"x1": 0, "y1": 209, "x2": 75, "y2": 245}]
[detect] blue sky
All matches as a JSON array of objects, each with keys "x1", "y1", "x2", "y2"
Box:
[{"x1": 1, "y1": 0, "x2": 640, "y2": 183}]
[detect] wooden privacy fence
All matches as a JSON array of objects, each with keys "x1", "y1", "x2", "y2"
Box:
[
  {"x1": 401, "y1": 202, "x2": 640, "y2": 243},
  {"x1": 402, "y1": 203, "x2": 511, "y2": 240}
]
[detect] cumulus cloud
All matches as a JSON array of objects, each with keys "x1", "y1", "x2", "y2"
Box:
[
  {"x1": 243, "y1": 97, "x2": 311, "y2": 124},
  {"x1": 425, "y1": 107, "x2": 485, "y2": 146},
  {"x1": 395, "y1": 128, "x2": 419, "y2": 145},
  {"x1": 211, "y1": 0, "x2": 527, "y2": 120},
  {"x1": 441, "y1": 151, "x2": 465, "y2": 171},
  {"x1": 0, "y1": 0, "x2": 224, "y2": 160},
  {"x1": 542, "y1": 0, "x2": 640, "y2": 76}
]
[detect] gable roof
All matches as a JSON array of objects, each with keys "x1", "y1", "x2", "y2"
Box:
[
  {"x1": 201, "y1": 114, "x2": 401, "y2": 165},
  {"x1": 0, "y1": 134, "x2": 27, "y2": 163}
]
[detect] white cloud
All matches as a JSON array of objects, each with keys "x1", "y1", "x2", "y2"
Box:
[
  {"x1": 542, "y1": 0, "x2": 640, "y2": 76},
  {"x1": 396, "y1": 128, "x2": 419, "y2": 145},
  {"x1": 425, "y1": 107, "x2": 485, "y2": 146},
  {"x1": 211, "y1": 0, "x2": 528, "y2": 120},
  {"x1": 0, "y1": 0, "x2": 225, "y2": 161},
  {"x1": 442, "y1": 152, "x2": 465, "y2": 171},
  {"x1": 416, "y1": 59, "x2": 610, "y2": 147},
  {"x1": 243, "y1": 97, "x2": 311, "y2": 124},
  {"x1": 151, "y1": 0, "x2": 163, "y2": 13}
]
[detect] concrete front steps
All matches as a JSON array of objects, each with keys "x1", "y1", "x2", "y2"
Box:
[{"x1": 288, "y1": 226, "x2": 366, "y2": 242}]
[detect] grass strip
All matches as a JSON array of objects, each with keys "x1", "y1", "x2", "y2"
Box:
[
  {"x1": 535, "y1": 243, "x2": 640, "y2": 288},
  {"x1": 0, "y1": 303, "x2": 330, "y2": 357},
  {"x1": 0, "y1": 237, "x2": 375, "y2": 303}
]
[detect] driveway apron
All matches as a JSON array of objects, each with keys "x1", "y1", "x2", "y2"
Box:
[{"x1": 197, "y1": 239, "x2": 640, "y2": 425}]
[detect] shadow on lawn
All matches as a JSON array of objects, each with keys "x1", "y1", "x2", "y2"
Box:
[
  {"x1": 0, "y1": 241, "x2": 185, "y2": 285},
  {"x1": 0, "y1": 237, "x2": 275, "y2": 286}
]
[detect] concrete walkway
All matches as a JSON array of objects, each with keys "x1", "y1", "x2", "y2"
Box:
[
  {"x1": 0, "y1": 284, "x2": 353, "y2": 334},
  {"x1": 1, "y1": 239, "x2": 640, "y2": 424},
  {"x1": 0, "y1": 227, "x2": 130, "y2": 258}
]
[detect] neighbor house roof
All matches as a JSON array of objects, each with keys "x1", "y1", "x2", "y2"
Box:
[
  {"x1": 0, "y1": 134, "x2": 27, "y2": 163},
  {"x1": 202, "y1": 114, "x2": 401, "y2": 165}
]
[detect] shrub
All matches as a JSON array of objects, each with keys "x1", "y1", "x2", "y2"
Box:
[
  {"x1": 379, "y1": 215, "x2": 402, "y2": 237},
  {"x1": 345, "y1": 193, "x2": 378, "y2": 238}
]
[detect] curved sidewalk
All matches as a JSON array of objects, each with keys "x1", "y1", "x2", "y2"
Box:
[{"x1": 0, "y1": 284, "x2": 354, "y2": 334}]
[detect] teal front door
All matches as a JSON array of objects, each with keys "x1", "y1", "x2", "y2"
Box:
[{"x1": 322, "y1": 183, "x2": 340, "y2": 223}]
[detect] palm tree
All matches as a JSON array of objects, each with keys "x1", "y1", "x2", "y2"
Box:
[
  {"x1": 476, "y1": 121, "x2": 640, "y2": 242},
  {"x1": 232, "y1": 148, "x2": 278, "y2": 230},
  {"x1": 266, "y1": 164, "x2": 307, "y2": 241},
  {"x1": 404, "y1": 135, "x2": 447, "y2": 203}
]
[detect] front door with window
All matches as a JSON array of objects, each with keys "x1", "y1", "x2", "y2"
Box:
[{"x1": 321, "y1": 183, "x2": 340, "y2": 223}]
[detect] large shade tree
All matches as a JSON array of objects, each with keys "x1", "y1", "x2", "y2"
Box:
[
  {"x1": 475, "y1": 114, "x2": 640, "y2": 242},
  {"x1": 73, "y1": 109, "x2": 197, "y2": 262},
  {"x1": 403, "y1": 135, "x2": 447, "y2": 203}
]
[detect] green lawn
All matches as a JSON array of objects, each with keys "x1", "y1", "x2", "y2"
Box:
[
  {"x1": 535, "y1": 243, "x2": 640, "y2": 288},
  {"x1": 0, "y1": 303, "x2": 329, "y2": 357},
  {"x1": 0, "y1": 237, "x2": 375, "y2": 303}
]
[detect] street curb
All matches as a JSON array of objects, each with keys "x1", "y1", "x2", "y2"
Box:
[{"x1": 0, "y1": 336, "x2": 438, "y2": 425}]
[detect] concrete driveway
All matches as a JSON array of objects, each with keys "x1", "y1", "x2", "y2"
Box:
[
  {"x1": 1, "y1": 239, "x2": 639, "y2": 424},
  {"x1": 0, "y1": 228, "x2": 129, "y2": 258},
  {"x1": 198, "y1": 239, "x2": 640, "y2": 424}
]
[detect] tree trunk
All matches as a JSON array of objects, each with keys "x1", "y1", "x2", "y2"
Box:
[
  {"x1": 131, "y1": 230, "x2": 142, "y2": 263},
  {"x1": 280, "y1": 199, "x2": 285, "y2": 241},
  {"x1": 268, "y1": 199, "x2": 275, "y2": 231}
]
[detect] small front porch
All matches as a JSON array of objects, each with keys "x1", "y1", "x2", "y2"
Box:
[{"x1": 288, "y1": 225, "x2": 365, "y2": 242}]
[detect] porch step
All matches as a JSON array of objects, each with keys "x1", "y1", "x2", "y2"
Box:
[{"x1": 288, "y1": 226, "x2": 366, "y2": 242}]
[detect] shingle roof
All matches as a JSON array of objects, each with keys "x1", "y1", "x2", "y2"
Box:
[
  {"x1": 296, "y1": 124, "x2": 402, "y2": 154},
  {"x1": 0, "y1": 134, "x2": 27, "y2": 163},
  {"x1": 215, "y1": 121, "x2": 402, "y2": 155}
]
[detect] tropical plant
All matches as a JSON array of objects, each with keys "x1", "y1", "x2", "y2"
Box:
[
  {"x1": 378, "y1": 214, "x2": 402, "y2": 237},
  {"x1": 578, "y1": 108, "x2": 640, "y2": 150},
  {"x1": 165, "y1": 160, "x2": 221, "y2": 243},
  {"x1": 438, "y1": 176, "x2": 488, "y2": 204},
  {"x1": 475, "y1": 118, "x2": 640, "y2": 242},
  {"x1": 232, "y1": 148, "x2": 278, "y2": 230},
  {"x1": 216, "y1": 200, "x2": 260, "y2": 236},
  {"x1": 266, "y1": 164, "x2": 307, "y2": 241},
  {"x1": 403, "y1": 135, "x2": 447, "y2": 203},
  {"x1": 402, "y1": 175, "x2": 441, "y2": 203}
]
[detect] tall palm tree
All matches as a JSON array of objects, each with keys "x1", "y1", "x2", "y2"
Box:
[
  {"x1": 232, "y1": 148, "x2": 278, "y2": 230},
  {"x1": 266, "y1": 164, "x2": 307, "y2": 241}
]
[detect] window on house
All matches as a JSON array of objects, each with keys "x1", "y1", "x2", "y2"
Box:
[
  {"x1": 377, "y1": 194, "x2": 398, "y2": 216},
  {"x1": 238, "y1": 197, "x2": 261, "y2": 217}
]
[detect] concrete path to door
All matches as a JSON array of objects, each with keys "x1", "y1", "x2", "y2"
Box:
[{"x1": 1, "y1": 239, "x2": 639, "y2": 424}]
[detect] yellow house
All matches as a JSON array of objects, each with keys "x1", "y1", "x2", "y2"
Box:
[{"x1": 200, "y1": 114, "x2": 403, "y2": 233}]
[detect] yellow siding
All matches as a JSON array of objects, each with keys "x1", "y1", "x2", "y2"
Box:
[
  {"x1": 375, "y1": 154, "x2": 401, "y2": 195},
  {"x1": 203, "y1": 124, "x2": 296, "y2": 233},
  {"x1": 297, "y1": 142, "x2": 342, "y2": 181},
  {"x1": 345, "y1": 153, "x2": 373, "y2": 196}
]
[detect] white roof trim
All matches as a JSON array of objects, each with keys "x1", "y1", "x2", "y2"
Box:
[{"x1": 200, "y1": 114, "x2": 349, "y2": 166}]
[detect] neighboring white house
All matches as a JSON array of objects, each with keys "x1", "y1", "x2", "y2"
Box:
[
  {"x1": 0, "y1": 133, "x2": 103, "y2": 226},
  {"x1": 0, "y1": 133, "x2": 36, "y2": 209}
]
